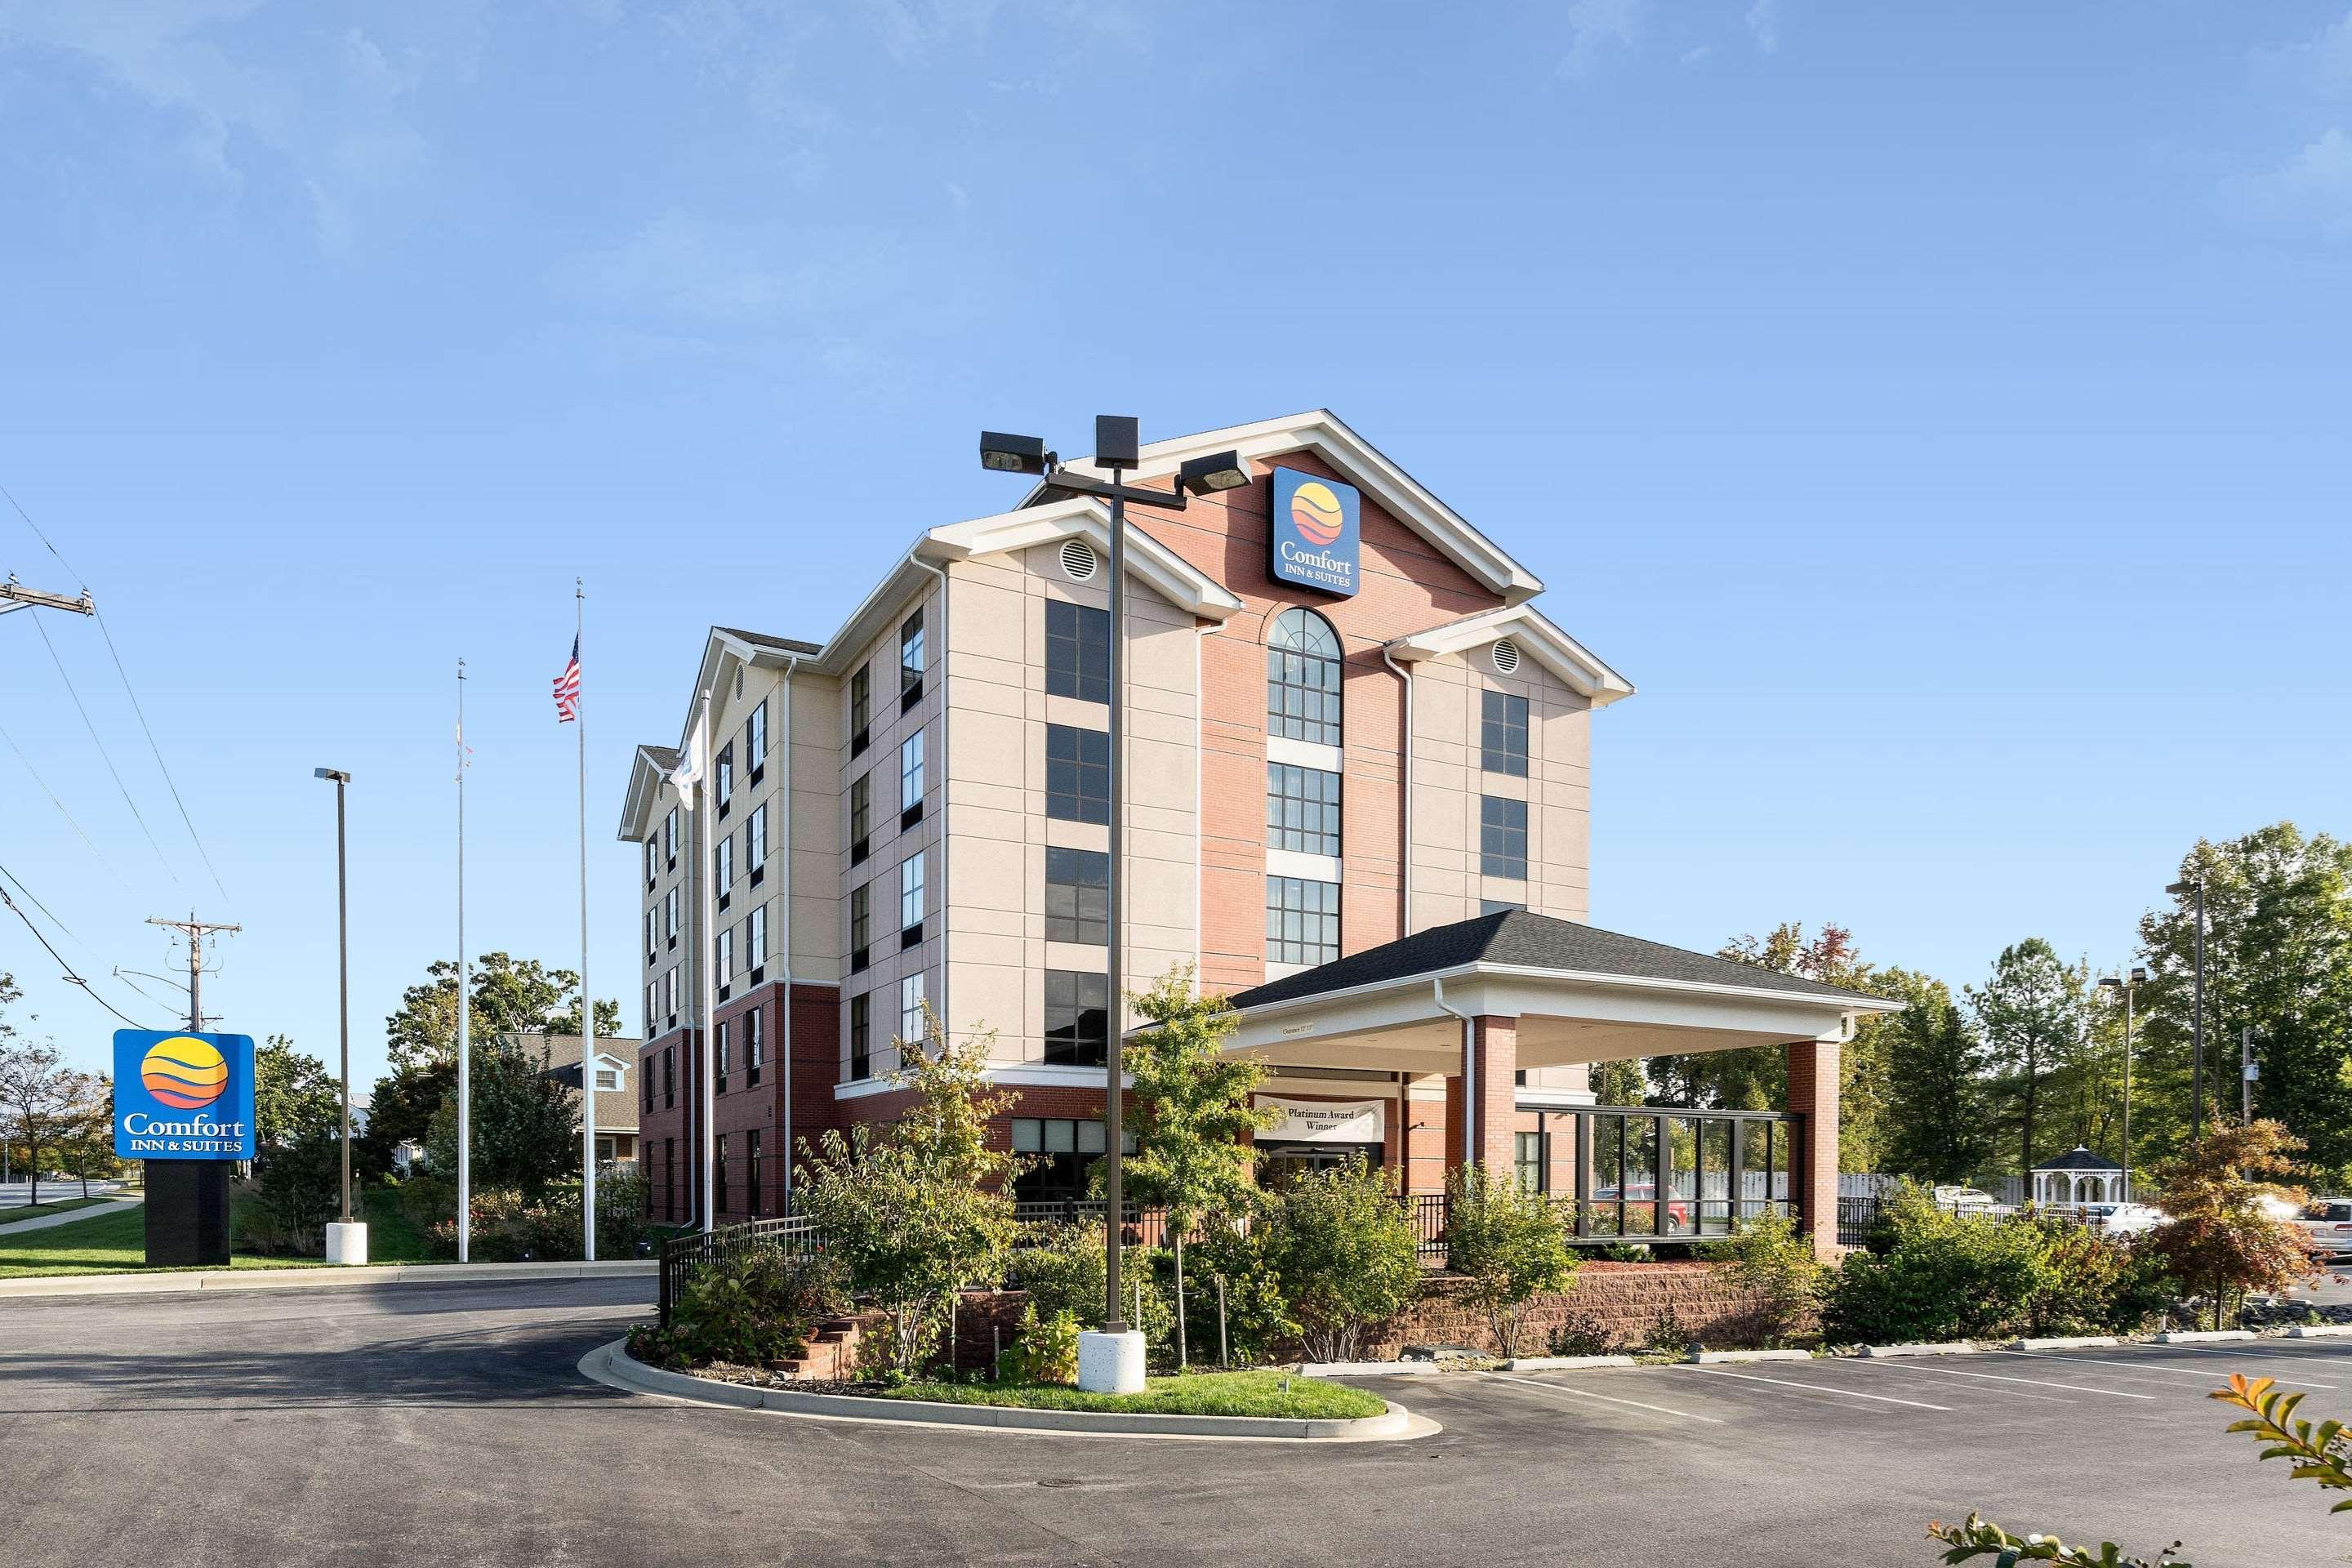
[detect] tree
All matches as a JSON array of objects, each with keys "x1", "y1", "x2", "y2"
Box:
[
  {"x1": 359, "y1": 1056, "x2": 452, "y2": 1176},
  {"x1": 421, "y1": 1036, "x2": 580, "y2": 1200},
  {"x1": 383, "y1": 951, "x2": 607, "y2": 1071},
  {"x1": 253, "y1": 1035, "x2": 341, "y2": 1156},
  {"x1": 2138, "y1": 826, "x2": 2352, "y2": 1180},
  {"x1": 1588, "y1": 1059, "x2": 1645, "y2": 1107},
  {"x1": 548, "y1": 996, "x2": 626, "y2": 1040},
  {"x1": 0, "y1": 1036, "x2": 96, "y2": 1207},
  {"x1": 1120, "y1": 966, "x2": 1280, "y2": 1369},
  {"x1": 1971, "y1": 938, "x2": 2084, "y2": 1179},
  {"x1": 1443, "y1": 1165, "x2": 1575, "y2": 1356},
  {"x1": 53, "y1": 1080, "x2": 122, "y2": 1196},
  {"x1": 792, "y1": 1010, "x2": 1026, "y2": 1376},
  {"x1": 1258, "y1": 1155, "x2": 1423, "y2": 1363},
  {"x1": 2145, "y1": 1119, "x2": 2316, "y2": 1329},
  {"x1": 1885, "y1": 981, "x2": 1993, "y2": 1183}
]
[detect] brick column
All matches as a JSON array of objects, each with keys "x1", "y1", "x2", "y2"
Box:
[
  {"x1": 1467, "y1": 1015, "x2": 1518, "y2": 1174},
  {"x1": 1786, "y1": 1036, "x2": 1841, "y2": 1260}
]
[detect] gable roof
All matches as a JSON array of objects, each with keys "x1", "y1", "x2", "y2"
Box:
[
  {"x1": 1228, "y1": 910, "x2": 1895, "y2": 1013},
  {"x1": 1025, "y1": 410, "x2": 1545, "y2": 604},
  {"x1": 1386, "y1": 604, "x2": 1634, "y2": 706},
  {"x1": 2033, "y1": 1145, "x2": 2124, "y2": 1173}
]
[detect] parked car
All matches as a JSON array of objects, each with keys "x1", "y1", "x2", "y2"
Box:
[
  {"x1": 2079, "y1": 1201, "x2": 2167, "y2": 1236},
  {"x1": 2296, "y1": 1198, "x2": 2352, "y2": 1261},
  {"x1": 1930, "y1": 1185, "x2": 2010, "y2": 1216}
]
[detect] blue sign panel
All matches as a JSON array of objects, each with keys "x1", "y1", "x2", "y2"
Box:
[
  {"x1": 113, "y1": 1030, "x2": 256, "y2": 1160},
  {"x1": 1269, "y1": 466, "x2": 1361, "y2": 598}
]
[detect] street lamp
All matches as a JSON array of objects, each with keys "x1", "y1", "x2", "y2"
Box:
[
  {"x1": 2165, "y1": 877, "x2": 2207, "y2": 1142},
  {"x1": 979, "y1": 416, "x2": 1246, "y2": 1394},
  {"x1": 2097, "y1": 966, "x2": 2148, "y2": 1201},
  {"x1": 314, "y1": 767, "x2": 365, "y2": 1264}
]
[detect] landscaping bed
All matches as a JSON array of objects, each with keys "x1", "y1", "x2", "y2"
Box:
[{"x1": 673, "y1": 1361, "x2": 1385, "y2": 1419}]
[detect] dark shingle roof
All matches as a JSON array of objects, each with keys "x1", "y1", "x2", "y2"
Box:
[
  {"x1": 639, "y1": 743, "x2": 680, "y2": 769},
  {"x1": 2033, "y1": 1145, "x2": 2124, "y2": 1173},
  {"x1": 717, "y1": 626, "x2": 822, "y2": 657},
  {"x1": 1227, "y1": 910, "x2": 1886, "y2": 1011}
]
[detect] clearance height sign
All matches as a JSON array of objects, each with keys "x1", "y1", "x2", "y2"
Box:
[
  {"x1": 113, "y1": 1030, "x2": 256, "y2": 1160},
  {"x1": 1269, "y1": 467, "x2": 1361, "y2": 598}
]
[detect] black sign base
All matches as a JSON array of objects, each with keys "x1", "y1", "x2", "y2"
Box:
[{"x1": 145, "y1": 1160, "x2": 233, "y2": 1267}]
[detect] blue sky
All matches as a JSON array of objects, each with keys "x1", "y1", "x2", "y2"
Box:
[{"x1": 2, "y1": 1, "x2": 2347, "y2": 1086}]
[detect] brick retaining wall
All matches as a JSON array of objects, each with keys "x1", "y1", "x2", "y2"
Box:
[{"x1": 1362, "y1": 1263, "x2": 1782, "y2": 1357}]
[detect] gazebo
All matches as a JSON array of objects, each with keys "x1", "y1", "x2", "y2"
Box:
[{"x1": 2031, "y1": 1145, "x2": 2128, "y2": 1208}]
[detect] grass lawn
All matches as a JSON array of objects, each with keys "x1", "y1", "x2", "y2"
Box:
[
  {"x1": 0, "y1": 1195, "x2": 126, "y2": 1223},
  {"x1": 875, "y1": 1370, "x2": 1388, "y2": 1420},
  {"x1": 0, "y1": 1188, "x2": 456, "y2": 1280}
]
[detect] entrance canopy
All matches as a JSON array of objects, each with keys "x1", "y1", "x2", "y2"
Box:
[{"x1": 1217, "y1": 910, "x2": 1898, "y2": 1076}]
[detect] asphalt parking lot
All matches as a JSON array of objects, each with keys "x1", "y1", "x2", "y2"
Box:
[{"x1": 2, "y1": 1278, "x2": 2345, "y2": 1568}]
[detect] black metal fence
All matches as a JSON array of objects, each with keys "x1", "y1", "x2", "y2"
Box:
[{"x1": 657, "y1": 1213, "x2": 821, "y2": 1324}]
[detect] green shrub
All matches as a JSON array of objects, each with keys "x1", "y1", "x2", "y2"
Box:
[
  {"x1": 1183, "y1": 1218, "x2": 1297, "y2": 1366},
  {"x1": 1258, "y1": 1156, "x2": 1422, "y2": 1363},
  {"x1": 1545, "y1": 1309, "x2": 1619, "y2": 1357},
  {"x1": 1642, "y1": 1304, "x2": 1694, "y2": 1361},
  {"x1": 236, "y1": 1132, "x2": 345, "y2": 1256},
  {"x1": 2027, "y1": 1222, "x2": 2175, "y2": 1337},
  {"x1": 997, "y1": 1303, "x2": 1080, "y2": 1384},
  {"x1": 1699, "y1": 1212, "x2": 1823, "y2": 1347},
  {"x1": 1006, "y1": 1221, "x2": 1108, "y2": 1325},
  {"x1": 1822, "y1": 1188, "x2": 2056, "y2": 1344},
  {"x1": 637, "y1": 1245, "x2": 846, "y2": 1370},
  {"x1": 1444, "y1": 1166, "x2": 1575, "y2": 1356}
]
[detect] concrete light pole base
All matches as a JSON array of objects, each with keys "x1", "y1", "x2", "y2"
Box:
[
  {"x1": 325, "y1": 1222, "x2": 369, "y2": 1265},
  {"x1": 1076, "y1": 1330, "x2": 1146, "y2": 1394}
]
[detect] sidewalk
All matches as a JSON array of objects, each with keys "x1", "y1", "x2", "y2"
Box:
[
  {"x1": 0, "y1": 1197, "x2": 143, "y2": 1237},
  {"x1": 0, "y1": 1256, "x2": 657, "y2": 1301}
]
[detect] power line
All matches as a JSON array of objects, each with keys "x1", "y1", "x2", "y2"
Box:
[
  {"x1": 0, "y1": 873, "x2": 154, "y2": 1030},
  {"x1": 0, "y1": 860, "x2": 90, "y2": 955},
  {"x1": 0, "y1": 718, "x2": 128, "y2": 889},
  {"x1": 24, "y1": 599, "x2": 178, "y2": 884}
]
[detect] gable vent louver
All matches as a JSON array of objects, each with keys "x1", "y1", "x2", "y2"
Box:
[
  {"x1": 1060, "y1": 538, "x2": 1099, "y2": 581},
  {"x1": 1492, "y1": 638, "x2": 1520, "y2": 674}
]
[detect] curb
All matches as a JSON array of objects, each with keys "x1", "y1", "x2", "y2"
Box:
[
  {"x1": 1500, "y1": 1355, "x2": 1638, "y2": 1372},
  {"x1": 587, "y1": 1340, "x2": 1431, "y2": 1441},
  {"x1": 2009, "y1": 1335, "x2": 2119, "y2": 1351},
  {"x1": 1686, "y1": 1348, "x2": 1811, "y2": 1364},
  {"x1": 2283, "y1": 1325, "x2": 2352, "y2": 1339},
  {"x1": 1857, "y1": 1343, "x2": 1978, "y2": 1358},
  {"x1": 2154, "y1": 1330, "x2": 2255, "y2": 1344},
  {"x1": 1297, "y1": 1360, "x2": 1441, "y2": 1377},
  {"x1": 0, "y1": 1258, "x2": 657, "y2": 1301}
]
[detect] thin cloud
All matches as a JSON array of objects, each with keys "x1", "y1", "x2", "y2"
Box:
[{"x1": 1556, "y1": 0, "x2": 1642, "y2": 79}]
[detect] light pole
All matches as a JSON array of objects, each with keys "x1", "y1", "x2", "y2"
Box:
[
  {"x1": 2167, "y1": 877, "x2": 2207, "y2": 1143},
  {"x1": 2097, "y1": 967, "x2": 2146, "y2": 1201},
  {"x1": 980, "y1": 420, "x2": 1247, "y2": 1392},
  {"x1": 314, "y1": 767, "x2": 365, "y2": 1263}
]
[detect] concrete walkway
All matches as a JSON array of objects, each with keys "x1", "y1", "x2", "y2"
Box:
[
  {"x1": 0, "y1": 1197, "x2": 142, "y2": 1237},
  {"x1": 0, "y1": 1255, "x2": 656, "y2": 1300}
]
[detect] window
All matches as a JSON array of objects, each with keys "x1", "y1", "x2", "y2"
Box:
[
  {"x1": 644, "y1": 839, "x2": 657, "y2": 888},
  {"x1": 1481, "y1": 795, "x2": 1529, "y2": 880},
  {"x1": 714, "y1": 833, "x2": 733, "y2": 905},
  {"x1": 1266, "y1": 876, "x2": 1340, "y2": 968},
  {"x1": 715, "y1": 1134, "x2": 729, "y2": 1215},
  {"x1": 1481, "y1": 690, "x2": 1530, "y2": 777},
  {"x1": 1267, "y1": 608, "x2": 1343, "y2": 746},
  {"x1": 595, "y1": 1063, "x2": 621, "y2": 1093},
  {"x1": 715, "y1": 925, "x2": 734, "y2": 994},
  {"x1": 641, "y1": 1055, "x2": 654, "y2": 1114},
  {"x1": 1045, "y1": 846, "x2": 1109, "y2": 945},
  {"x1": 748, "y1": 800, "x2": 768, "y2": 879},
  {"x1": 1046, "y1": 724, "x2": 1109, "y2": 823},
  {"x1": 662, "y1": 1044, "x2": 675, "y2": 1108},
  {"x1": 1044, "y1": 969, "x2": 1109, "y2": 1066},
  {"x1": 746, "y1": 698, "x2": 768, "y2": 773},
  {"x1": 662, "y1": 967, "x2": 679, "y2": 1027},
  {"x1": 715, "y1": 1019, "x2": 731, "y2": 1092},
  {"x1": 900, "y1": 607, "x2": 926, "y2": 708},
  {"x1": 849, "y1": 884, "x2": 870, "y2": 969},
  {"x1": 746, "y1": 1129, "x2": 763, "y2": 1218},
  {"x1": 849, "y1": 666, "x2": 871, "y2": 755},
  {"x1": 644, "y1": 982, "x2": 657, "y2": 1037},
  {"x1": 1045, "y1": 599, "x2": 1110, "y2": 704},
  {"x1": 664, "y1": 888, "x2": 679, "y2": 947},
  {"x1": 1012, "y1": 1116, "x2": 1109, "y2": 1202},
  {"x1": 849, "y1": 774, "x2": 870, "y2": 862},
  {"x1": 899, "y1": 729, "x2": 925, "y2": 823},
  {"x1": 744, "y1": 1006, "x2": 764, "y2": 1085},
  {"x1": 850, "y1": 992, "x2": 871, "y2": 1080},
  {"x1": 716, "y1": 742, "x2": 734, "y2": 812},
  {"x1": 663, "y1": 807, "x2": 679, "y2": 867},
  {"x1": 899, "y1": 851, "x2": 925, "y2": 941},
  {"x1": 1515, "y1": 1130, "x2": 1546, "y2": 1194},
  {"x1": 1267, "y1": 763, "x2": 1341, "y2": 857},
  {"x1": 747, "y1": 904, "x2": 768, "y2": 972},
  {"x1": 898, "y1": 973, "x2": 927, "y2": 1056},
  {"x1": 643, "y1": 908, "x2": 655, "y2": 960}
]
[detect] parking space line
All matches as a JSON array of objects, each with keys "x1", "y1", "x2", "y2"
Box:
[
  {"x1": 1490, "y1": 1374, "x2": 1725, "y2": 1424},
  {"x1": 1672, "y1": 1365, "x2": 1952, "y2": 1411},
  {"x1": 2161, "y1": 1343, "x2": 2352, "y2": 1374},
  {"x1": 1862, "y1": 1361, "x2": 2149, "y2": 1399},
  {"x1": 1842, "y1": 1361, "x2": 2074, "y2": 1403},
  {"x1": 1994, "y1": 1351, "x2": 2334, "y2": 1391}
]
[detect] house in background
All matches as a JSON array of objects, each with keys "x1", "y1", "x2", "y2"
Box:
[{"x1": 527, "y1": 1033, "x2": 641, "y2": 1169}]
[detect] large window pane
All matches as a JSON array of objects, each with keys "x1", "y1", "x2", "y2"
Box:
[
  {"x1": 1480, "y1": 795, "x2": 1528, "y2": 880},
  {"x1": 1481, "y1": 689, "x2": 1529, "y2": 777},
  {"x1": 1266, "y1": 608, "x2": 1342, "y2": 745},
  {"x1": 1266, "y1": 763, "x2": 1341, "y2": 856},
  {"x1": 1043, "y1": 969, "x2": 1109, "y2": 1065},
  {"x1": 1045, "y1": 724, "x2": 1109, "y2": 824},
  {"x1": 1045, "y1": 846, "x2": 1109, "y2": 945},
  {"x1": 1045, "y1": 599, "x2": 1111, "y2": 704},
  {"x1": 1265, "y1": 876, "x2": 1340, "y2": 968}
]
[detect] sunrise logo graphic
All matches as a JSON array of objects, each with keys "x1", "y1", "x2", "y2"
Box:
[
  {"x1": 1288, "y1": 480, "x2": 1347, "y2": 547},
  {"x1": 140, "y1": 1035, "x2": 229, "y2": 1111}
]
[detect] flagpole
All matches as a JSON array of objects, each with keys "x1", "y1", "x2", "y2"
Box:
[
  {"x1": 697, "y1": 693, "x2": 715, "y2": 1236},
  {"x1": 577, "y1": 580, "x2": 596, "y2": 1263},
  {"x1": 456, "y1": 657, "x2": 470, "y2": 1265}
]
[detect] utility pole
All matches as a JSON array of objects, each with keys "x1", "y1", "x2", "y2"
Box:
[
  {"x1": 2241, "y1": 1024, "x2": 2256, "y2": 1124},
  {"x1": 0, "y1": 575, "x2": 93, "y2": 618},
  {"x1": 145, "y1": 915, "x2": 241, "y2": 1031}
]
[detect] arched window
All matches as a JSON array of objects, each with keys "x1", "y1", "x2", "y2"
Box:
[{"x1": 1267, "y1": 608, "x2": 1342, "y2": 746}]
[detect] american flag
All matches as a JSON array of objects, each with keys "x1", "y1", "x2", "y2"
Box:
[{"x1": 553, "y1": 633, "x2": 581, "y2": 722}]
